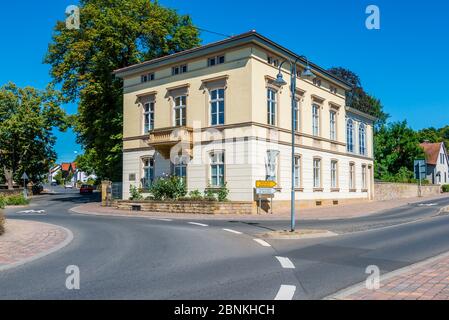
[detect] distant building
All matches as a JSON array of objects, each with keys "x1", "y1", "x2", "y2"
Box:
[
  {"x1": 420, "y1": 142, "x2": 449, "y2": 185},
  {"x1": 51, "y1": 162, "x2": 96, "y2": 184}
]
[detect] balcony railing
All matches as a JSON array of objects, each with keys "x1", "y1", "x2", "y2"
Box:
[{"x1": 147, "y1": 126, "x2": 193, "y2": 159}]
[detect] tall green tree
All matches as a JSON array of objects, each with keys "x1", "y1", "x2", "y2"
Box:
[
  {"x1": 328, "y1": 67, "x2": 389, "y2": 129},
  {"x1": 0, "y1": 82, "x2": 68, "y2": 183},
  {"x1": 374, "y1": 121, "x2": 424, "y2": 181},
  {"x1": 417, "y1": 126, "x2": 449, "y2": 148},
  {"x1": 45, "y1": 0, "x2": 200, "y2": 181}
]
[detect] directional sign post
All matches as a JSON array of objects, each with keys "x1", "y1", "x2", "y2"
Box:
[
  {"x1": 256, "y1": 180, "x2": 277, "y2": 188},
  {"x1": 414, "y1": 159, "x2": 426, "y2": 197},
  {"x1": 255, "y1": 181, "x2": 277, "y2": 214},
  {"x1": 21, "y1": 172, "x2": 29, "y2": 199}
]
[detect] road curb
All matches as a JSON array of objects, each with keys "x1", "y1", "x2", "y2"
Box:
[
  {"x1": 0, "y1": 224, "x2": 74, "y2": 272},
  {"x1": 325, "y1": 249, "x2": 449, "y2": 300}
]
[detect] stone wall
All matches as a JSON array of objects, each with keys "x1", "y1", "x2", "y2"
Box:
[
  {"x1": 374, "y1": 182, "x2": 441, "y2": 201},
  {"x1": 116, "y1": 200, "x2": 254, "y2": 215},
  {"x1": 0, "y1": 189, "x2": 23, "y2": 196}
]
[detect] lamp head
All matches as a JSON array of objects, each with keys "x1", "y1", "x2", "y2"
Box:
[
  {"x1": 301, "y1": 65, "x2": 315, "y2": 80},
  {"x1": 274, "y1": 72, "x2": 288, "y2": 86}
]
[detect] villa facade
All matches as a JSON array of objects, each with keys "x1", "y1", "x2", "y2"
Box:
[{"x1": 114, "y1": 31, "x2": 376, "y2": 209}]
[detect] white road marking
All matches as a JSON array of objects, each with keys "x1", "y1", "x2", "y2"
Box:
[
  {"x1": 16, "y1": 210, "x2": 46, "y2": 214},
  {"x1": 276, "y1": 256, "x2": 295, "y2": 269},
  {"x1": 222, "y1": 228, "x2": 242, "y2": 234},
  {"x1": 253, "y1": 239, "x2": 271, "y2": 247},
  {"x1": 274, "y1": 285, "x2": 296, "y2": 300},
  {"x1": 188, "y1": 222, "x2": 208, "y2": 227},
  {"x1": 418, "y1": 203, "x2": 437, "y2": 207},
  {"x1": 153, "y1": 218, "x2": 173, "y2": 222}
]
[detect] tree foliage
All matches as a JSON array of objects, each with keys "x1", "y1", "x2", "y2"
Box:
[
  {"x1": 45, "y1": 0, "x2": 201, "y2": 181},
  {"x1": 328, "y1": 67, "x2": 389, "y2": 128},
  {"x1": 374, "y1": 121, "x2": 425, "y2": 181},
  {"x1": 417, "y1": 126, "x2": 449, "y2": 149},
  {"x1": 0, "y1": 82, "x2": 68, "y2": 183}
]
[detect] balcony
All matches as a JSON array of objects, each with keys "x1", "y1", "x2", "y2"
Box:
[{"x1": 147, "y1": 126, "x2": 193, "y2": 159}]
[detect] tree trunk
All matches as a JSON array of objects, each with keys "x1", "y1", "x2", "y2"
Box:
[{"x1": 4, "y1": 168, "x2": 13, "y2": 190}]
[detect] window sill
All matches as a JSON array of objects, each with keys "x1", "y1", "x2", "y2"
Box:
[
  {"x1": 361, "y1": 189, "x2": 368, "y2": 192},
  {"x1": 330, "y1": 188, "x2": 340, "y2": 192},
  {"x1": 313, "y1": 188, "x2": 324, "y2": 192},
  {"x1": 349, "y1": 189, "x2": 357, "y2": 192},
  {"x1": 294, "y1": 188, "x2": 304, "y2": 192}
]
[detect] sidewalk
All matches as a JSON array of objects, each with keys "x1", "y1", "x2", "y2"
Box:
[
  {"x1": 0, "y1": 219, "x2": 73, "y2": 271},
  {"x1": 332, "y1": 251, "x2": 449, "y2": 300},
  {"x1": 70, "y1": 194, "x2": 449, "y2": 221}
]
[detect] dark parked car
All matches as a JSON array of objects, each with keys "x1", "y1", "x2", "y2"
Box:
[
  {"x1": 80, "y1": 184, "x2": 94, "y2": 194},
  {"x1": 51, "y1": 181, "x2": 58, "y2": 186}
]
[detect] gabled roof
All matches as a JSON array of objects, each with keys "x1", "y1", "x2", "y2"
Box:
[
  {"x1": 113, "y1": 30, "x2": 352, "y2": 89},
  {"x1": 61, "y1": 163, "x2": 73, "y2": 172},
  {"x1": 420, "y1": 142, "x2": 446, "y2": 165}
]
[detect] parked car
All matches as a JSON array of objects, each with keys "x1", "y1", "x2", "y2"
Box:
[
  {"x1": 80, "y1": 184, "x2": 94, "y2": 194},
  {"x1": 64, "y1": 184, "x2": 74, "y2": 189},
  {"x1": 51, "y1": 181, "x2": 58, "y2": 186},
  {"x1": 32, "y1": 183, "x2": 44, "y2": 195}
]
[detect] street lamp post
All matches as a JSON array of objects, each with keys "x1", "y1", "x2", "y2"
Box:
[{"x1": 274, "y1": 56, "x2": 315, "y2": 232}]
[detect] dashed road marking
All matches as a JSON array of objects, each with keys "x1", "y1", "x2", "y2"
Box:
[
  {"x1": 153, "y1": 218, "x2": 173, "y2": 222},
  {"x1": 188, "y1": 222, "x2": 209, "y2": 227},
  {"x1": 253, "y1": 239, "x2": 271, "y2": 247},
  {"x1": 275, "y1": 256, "x2": 295, "y2": 269},
  {"x1": 223, "y1": 228, "x2": 242, "y2": 234},
  {"x1": 16, "y1": 210, "x2": 46, "y2": 214},
  {"x1": 418, "y1": 203, "x2": 437, "y2": 207},
  {"x1": 274, "y1": 285, "x2": 296, "y2": 300}
]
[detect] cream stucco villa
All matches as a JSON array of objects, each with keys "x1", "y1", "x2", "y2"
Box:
[{"x1": 114, "y1": 31, "x2": 376, "y2": 209}]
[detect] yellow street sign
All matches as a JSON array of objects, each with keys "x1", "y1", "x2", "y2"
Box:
[{"x1": 256, "y1": 180, "x2": 277, "y2": 188}]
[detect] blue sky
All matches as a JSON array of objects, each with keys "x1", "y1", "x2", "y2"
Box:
[{"x1": 0, "y1": 0, "x2": 448, "y2": 163}]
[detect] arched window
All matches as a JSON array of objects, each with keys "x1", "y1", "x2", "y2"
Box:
[
  {"x1": 346, "y1": 119, "x2": 354, "y2": 153},
  {"x1": 359, "y1": 123, "x2": 366, "y2": 155}
]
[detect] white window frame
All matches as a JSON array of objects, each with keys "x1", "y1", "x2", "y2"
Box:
[
  {"x1": 173, "y1": 155, "x2": 188, "y2": 182},
  {"x1": 362, "y1": 165, "x2": 367, "y2": 190},
  {"x1": 294, "y1": 99, "x2": 300, "y2": 132},
  {"x1": 174, "y1": 95, "x2": 187, "y2": 127},
  {"x1": 210, "y1": 151, "x2": 225, "y2": 187},
  {"x1": 331, "y1": 160, "x2": 338, "y2": 188},
  {"x1": 143, "y1": 101, "x2": 154, "y2": 134},
  {"x1": 208, "y1": 55, "x2": 225, "y2": 67},
  {"x1": 172, "y1": 64, "x2": 188, "y2": 76},
  {"x1": 313, "y1": 158, "x2": 321, "y2": 188},
  {"x1": 349, "y1": 163, "x2": 356, "y2": 190},
  {"x1": 210, "y1": 88, "x2": 225, "y2": 126},
  {"x1": 359, "y1": 123, "x2": 366, "y2": 155},
  {"x1": 347, "y1": 119, "x2": 355, "y2": 153},
  {"x1": 294, "y1": 155, "x2": 301, "y2": 188},
  {"x1": 267, "y1": 88, "x2": 277, "y2": 126},
  {"x1": 312, "y1": 104, "x2": 320, "y2": 136},
  {"x1": 330, "y1": 110, "x2": 337, "y2": 140},
  {"x1": 142, "y1": 157, "x2": 154, "y2": 189}
]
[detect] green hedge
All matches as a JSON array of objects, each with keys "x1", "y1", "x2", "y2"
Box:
[
  {"x1": 0, "y1": 211, "x2": 5, "y2": 236},
  {"x1": 442, "y1": 185, "x2": 449, "y2": 193},
  {"x1": 0, "y1": 194, "x2": 29, "y2": 207}
]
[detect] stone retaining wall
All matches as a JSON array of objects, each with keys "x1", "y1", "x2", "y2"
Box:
[
  {"x1": 374, "y1": 182, "x2": 441, "y2": 201},
  {"x1": 0, "y1": 189, "x2": 23, "y2": 196},
  {"x1": 116, "y1": 200, "x2": 254, "y2": 215}
]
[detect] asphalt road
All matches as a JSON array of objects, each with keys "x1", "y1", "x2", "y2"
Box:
[{"x1": 1, "y1": 192, "x2": 449, "y2": 300}]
